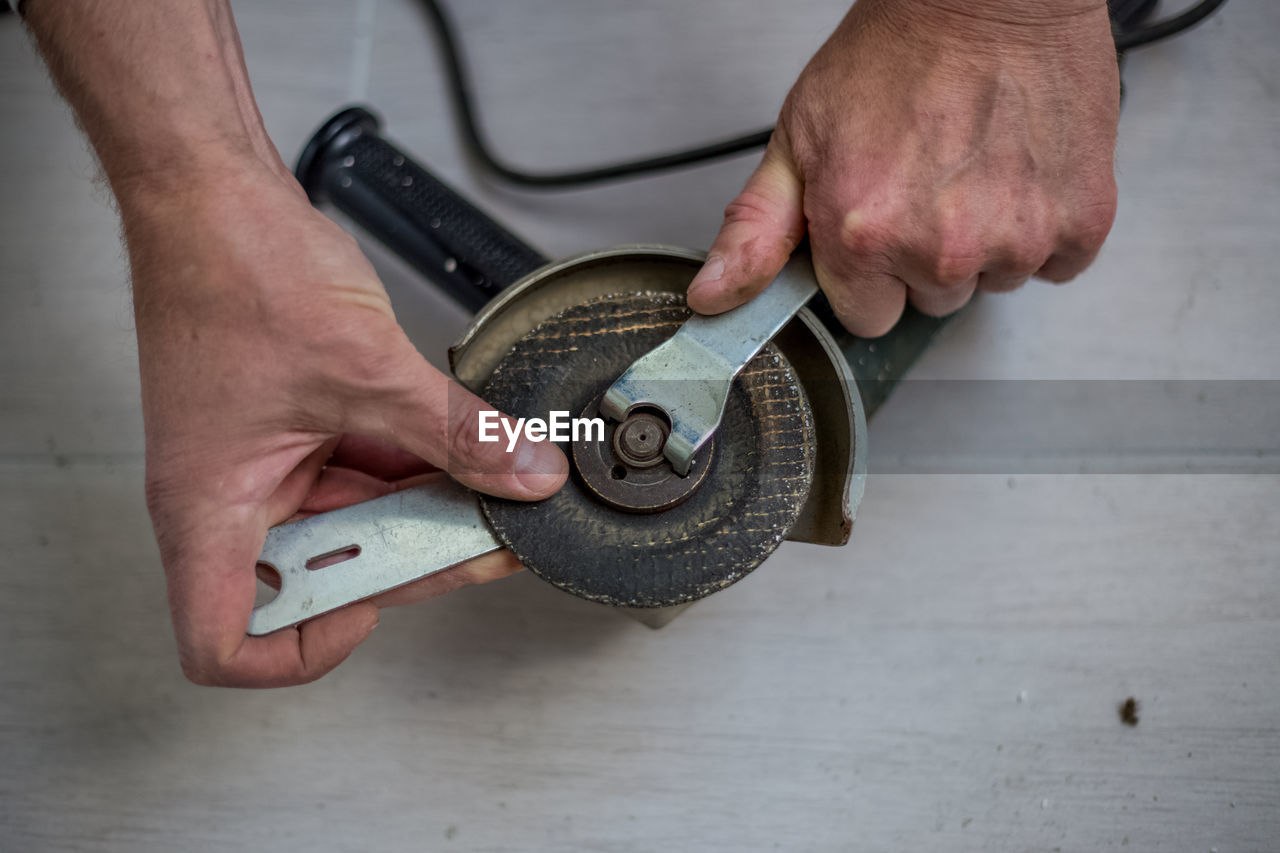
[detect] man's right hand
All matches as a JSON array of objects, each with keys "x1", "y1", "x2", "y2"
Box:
[
  {"x1": 122, "y1": 163, "x2": 567, "y2": 687},
  {"x1": 686, "y1": 0, "x2": 1120, "y2": 335}
]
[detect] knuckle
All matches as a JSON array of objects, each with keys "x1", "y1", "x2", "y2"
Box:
[
  {"x1": 1009, "y1": 242, "x2": 1054, "y2": 277},
  {"x1": 838, "y1": 208, "x2": 895, "y2": 261},
  {"x1": 719, "y1": 190, "x2": 803, "y2": 279},
  {"x1": 913, "y1": 298, "x2": 964, "y2": 320},
  {"x1": 999, "y1": 203, "x2": 1057, "y2": 277},
  {"x1": 932, "y1": 256, "x2": 980, "y2": 288},
  {"x1": 1040, "y1": 266, "x2": 1079, "y2": 285},
  {"x1": 733, "y1": 234, "x2": 794, "y2": 286},
  {"x1": 930, "y1": 224, "x2": 982, "y2": 288},
  {"x1": 722, "y1": 190, "x2": 781, "y2": 229},
  {"x1": 1066, "y1": 185, "x2": 1118, "y2": 254},
  {"x1": 829, "y1": 288, "x2": 904, "y2": 339},
  {"x1": 859, "y1": 313, "x2": 900, "y2": 338},
  {"x1": 178, "y1": 651, "x2": 221, "y2": 687},
  {"x1": 1012, "y1": 260, "x2": 1046, "y2": 282}
]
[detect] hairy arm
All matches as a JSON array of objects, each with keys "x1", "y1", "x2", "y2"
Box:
[
  {"x1": 27, "y1": 1, "x2": 290, "y2": 196},
  {"x1": 25, "y1": 1, "x2": 567, "y2": 687}
]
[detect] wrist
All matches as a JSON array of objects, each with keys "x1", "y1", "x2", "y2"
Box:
[
  {"x1": 870, "y1": 0, "x2": 1111, "y2": 49},
  {"x1": 909, "y1": 0, "x2": 1106, "y2": 26},
  {"x1": 106, "y1": 136, "x2": 258, "y2": 209},
  {"x1": 115, "y1": 143, "x2": 300, "y2": 223},
  {"x1": 116, "y1": 157, "x2": 308, "y2": 298}
]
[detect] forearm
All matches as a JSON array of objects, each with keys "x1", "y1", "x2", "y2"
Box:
[
  {"x1": 858, "y1": 0, "x2": 1110, "y2": 50},
  {"x1": 24, "y1": 0, "x2": 288, "y2": 202}
]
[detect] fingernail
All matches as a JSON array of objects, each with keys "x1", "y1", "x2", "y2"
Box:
[
  {"x1": 687, "y1": 255, "x2": 726, "y2": 299},
  {"x1": 515, "y1": 438, "x2": 568, "y2": 495}
]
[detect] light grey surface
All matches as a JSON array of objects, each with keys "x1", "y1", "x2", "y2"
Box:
[{"x1": 1, "y1": 1, "x2": 1278, "y2": 852}]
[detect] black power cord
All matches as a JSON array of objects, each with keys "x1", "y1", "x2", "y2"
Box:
[
  {"x1": 1113, "y1": 0, "x2": 1228, "y2": 48},
  {"x1": 421, "y1": 0, "x2": 772, "y2": 188},
  {"x1": 423, "y1": 0, "x2": 1229, "y2": 189}
]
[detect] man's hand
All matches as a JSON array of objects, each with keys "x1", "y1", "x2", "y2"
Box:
[
  {"x1": 687, "y1": 0, "x2": 1120, "y2": 335},
  {"x1": 25, "y1": 0, "x2": 567, "y2": 688},
  {"x1": 120, "y1": 168, "x2": 567, "y2": 687}
]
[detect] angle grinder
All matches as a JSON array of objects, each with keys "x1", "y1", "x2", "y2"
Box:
[{"x1": 247, "y1": 108, "x2": 946, "y2": 634}]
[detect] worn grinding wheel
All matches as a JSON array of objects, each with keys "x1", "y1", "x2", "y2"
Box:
[{"x1": 479, "y1": 292, "x2": 815, "y2": 608}]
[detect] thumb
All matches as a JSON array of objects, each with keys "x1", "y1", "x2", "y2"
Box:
[
  {"x1": 350, "y1": 347, "x2": 568, "y2": 501},
  {"x1": 686, "y1": 130, "x2": 807, "y2": 315}
]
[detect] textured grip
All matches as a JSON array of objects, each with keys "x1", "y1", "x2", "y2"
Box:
[{"x1": 296, "y1": 107, "x2": 548, "y2": 312}]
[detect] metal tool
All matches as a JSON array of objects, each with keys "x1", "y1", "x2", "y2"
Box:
[
  {"x1": 250, "y1": 478, "x2": 499, "y2": 635},
  {"x1": 600, "y1": 254, "x2": 818, "y2": 475}
]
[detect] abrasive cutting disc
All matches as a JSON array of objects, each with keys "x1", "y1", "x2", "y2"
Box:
[{"x1": 480, "y1": 292, "x2": 814, "y2": 608}]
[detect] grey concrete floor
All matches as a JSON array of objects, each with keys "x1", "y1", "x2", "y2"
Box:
[{"x1": 2, "y1": 1, "x2": 1278, "y2": 851}]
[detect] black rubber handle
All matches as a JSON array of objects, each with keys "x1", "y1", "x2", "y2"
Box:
[{"x1": 295, "y1": 106, "x2": 548, "y2": 312}]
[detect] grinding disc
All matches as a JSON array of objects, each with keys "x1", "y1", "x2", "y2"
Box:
[{"x1": 479, "y1": 292, "x2": 815, "y2": 608}]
